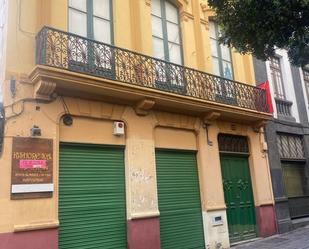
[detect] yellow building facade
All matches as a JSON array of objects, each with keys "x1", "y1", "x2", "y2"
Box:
[{"x1": 0, "y1": 1, "x2": 277, "y2": 249}]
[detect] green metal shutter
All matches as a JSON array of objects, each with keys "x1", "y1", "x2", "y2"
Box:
[
  {"x1": 156, "y1": 150, "x2": 205, "y2": 249},
  {"x1": 59, "y1": 143, "x2": 127, "y2": 249}
]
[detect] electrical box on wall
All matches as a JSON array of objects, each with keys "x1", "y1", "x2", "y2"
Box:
[
  {"x1": 113, "y1": 121, "x2": 125, "y2": 136},
  {"x1": 211, "y1": 215, "x2": 223, "y2": 226}
]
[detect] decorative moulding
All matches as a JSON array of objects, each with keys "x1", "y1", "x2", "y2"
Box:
[
  {"x1": 252, "y1": 120, "x2": 267, "y2": 133},
  {"x1": 135, "y1": 98, "x2": 155, "y2": 116},
  {"x1": 200, "y1": 1, "x2": 208, "y2": 12},
  {"x1": 131, "y1": 211, "x2": 160, "y2": 219},
  {"x1": 34, "y1": 80, "x2": 56, "y2": 101},
  {"x1": 200, "y1": 1, "x2": 215, "y2": 20},
  {"x1": 145, "y1": 0, "x2": 188, "y2": 7},
  {"x1": 28, "y1": 65, "x2": 272, "y2": 123},
  {"x1": 200, "y1": 18, "x2": 209, "y2": 29},
  {"x1": 205, "y1": 205, "x2": 227, "y2": 211},
  {"x1": 14, "y1": 220, "x2": 59, "y2": 232},
  {"x1": 180, "y1": 11, "x2": 194, "y2": 22},
  {"x1": 19, "y1": 74, "x2": 32, "y2": 84},
  {"x1": 202, "y1": 111, "x2": 221, "y2": 124}
]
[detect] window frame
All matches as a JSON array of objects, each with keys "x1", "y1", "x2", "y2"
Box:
[
  {"x1": 151, "y1": 0, "x2": 184, "y2": 65},
  {"x1": 270, "y1": 56, "x2": 286, "y2": 100},
  {"x1": 209, "y1": 21, "x2": 234, "y2": 80},
  {"x1": 282, "y1": 162, "x2": 307, "y2": 198},
  {"x1": 68, "y1": 0, "x2": 114, "y2": 44},
  {"x1": 67, "y1": 0, "x2": 115, "y2": 79},
  {"x1": 277, "y1": 133, "x2": 305, "y2": 160},
  {"x1": 303, "y1": 69, "x2": 309, "y2": 104}
]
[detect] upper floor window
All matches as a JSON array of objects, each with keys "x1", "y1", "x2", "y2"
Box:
[
  {"x1": 151, "y1": 0, "x2": 182, "y2": 65},
  {"x1": 270, "y1": 57, "x2": 285, "y2": 99},
  {"x1": 68, "y1": 0, "x2": 113, "y2": 44},
  {"x1": 209, "y1": 21, "x2": 233, "y2": 80},
  {"x1": 303, "y1": 69, "x2": 309, "y2": 102}
]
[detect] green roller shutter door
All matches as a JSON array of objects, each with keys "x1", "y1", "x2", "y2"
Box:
[
  {"x1": 156, "y1": 150, "x2": 205, "y2": 249},
  {"x1": 59, "y1": 143, "x2": 126, "y2": 249}
]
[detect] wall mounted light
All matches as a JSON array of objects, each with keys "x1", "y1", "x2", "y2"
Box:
[{"x1": 63, "y1": 114, "x2": 73, "y2": 126}]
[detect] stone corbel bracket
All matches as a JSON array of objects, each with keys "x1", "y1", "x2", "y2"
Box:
[
  {"x1": 34, "y1": 80, "x2": 56, "y2": 101},
  {"x1": 200, "y1": 2, "x2": 208, "y2": 12},
  {"x1": 135, "y1": 98, "x2": 156, "y2": 116},
  {"x1": 202, "y1": 111, "x2": 221, "y2": 125},
  {"x1": 202, "y1": 111, "x2": 221, "y2": 146},
  {"x1": 252, "y1": 120, "x2": 267, "y2": 133}
]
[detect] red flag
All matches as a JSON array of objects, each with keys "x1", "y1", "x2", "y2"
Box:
[{"x1": 258, "y1": 81, "x2": 274, "y2": 113}]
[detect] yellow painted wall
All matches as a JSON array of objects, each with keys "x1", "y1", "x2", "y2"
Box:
[
  {"x1": 0, "y1": 94, "x2": 274, "y2": 233},
  {"x1": 0, "y1": 1, "x2": 273, "y2": 247},
  {"x1": 3, "y1": 0, "x2": 256, "y2": 91}
]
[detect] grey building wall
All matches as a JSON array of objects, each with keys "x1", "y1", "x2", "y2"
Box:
[
  {"x1": 291, "y1": 66, "x2": 309, "y2": 125},
  {"x1": 253, "y1": 58, "x2": 309, "y2": 234}
]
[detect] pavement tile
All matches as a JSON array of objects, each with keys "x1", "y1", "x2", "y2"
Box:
[{"x1": 233, "y1": 226, "x2": 309, "y2": 249}]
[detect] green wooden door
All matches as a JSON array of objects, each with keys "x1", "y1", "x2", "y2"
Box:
[
  {"x1": 156, "y1": 150, "x2": 205, "y2": 249},
  {"x1": 59, "y1": 143, "x2": 126, "y2": 249},
  {"x1": 220, "y1": 154, "x2": 257, "y2": 243}
]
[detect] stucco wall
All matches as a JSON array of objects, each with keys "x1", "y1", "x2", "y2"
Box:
[
  {"x1": 0, "y1": 0, "x2": 275, "y2": 248},
  {"x1": 0, "y1": 91, "x2": 275, "y2": 246}
]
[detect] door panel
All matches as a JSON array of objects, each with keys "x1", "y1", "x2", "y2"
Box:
[
  {"x1": 156, "y1": 150, "x2": 205, "y2": 249},
  {"x1": 59, "y1": 143, "x2": 126, "y2": 249},
  {"x1": 220, "y1": 154, "x2": 256, "y2": 243}
]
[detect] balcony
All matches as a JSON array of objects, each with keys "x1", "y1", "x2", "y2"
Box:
[
  {"x1": 33, "y1": 27, "x2": 271, "y2": 121},
  {"x1": 275, "y1": 98, "x2": 295, "y2": 121}
]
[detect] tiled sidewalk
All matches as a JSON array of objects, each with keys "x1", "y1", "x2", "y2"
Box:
[{"x1": 233, "y1": 226, "x2": 309, "y2": 249}]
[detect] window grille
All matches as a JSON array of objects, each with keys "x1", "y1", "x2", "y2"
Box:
[
  {"x1": 218, "y1": 134, "x2": 249, "y2": 153},
  {"x1": 277, "y1": 134, "x2": 305, "y2": 159}
]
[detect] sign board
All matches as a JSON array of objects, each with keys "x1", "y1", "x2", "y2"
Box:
[{"x1": 11, "y1": 137, "x2": 53, "y2": 199}]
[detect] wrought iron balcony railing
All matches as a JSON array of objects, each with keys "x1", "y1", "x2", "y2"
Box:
[{"x1": 36, "y1": 27, "x2": 270, "y2": 113}]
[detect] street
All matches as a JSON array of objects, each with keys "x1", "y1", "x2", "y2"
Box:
[{"x1": 234, "y1": 226, "x2": 309, "y2": 249}]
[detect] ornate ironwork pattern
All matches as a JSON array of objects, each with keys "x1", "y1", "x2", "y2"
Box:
[
  {"x1": 218, "y1": 134, "x2": 249, "y2": 153},
  {"x1": 36, "y1": 27, "x2": 270, "y2": 113},
  {"x1": 277, "y1": 133, "x2": 305, "y2": 159}
]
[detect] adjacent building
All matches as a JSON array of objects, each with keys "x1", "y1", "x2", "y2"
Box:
[
  {"x1": 0, "y1": 1, "x2": 276, "y2": 249},
  {"x1": 254, "y1": 50, "x2": 309, "y2": 233}
]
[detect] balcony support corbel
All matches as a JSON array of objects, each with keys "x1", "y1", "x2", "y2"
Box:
[
  {"x1": 202, "y1": 112, "x2": 221, "y2": 146},
  {"x1": 134, "y1": 98, "x2": 155, "y2": 116},
  {"x1": 252, "y1": 120, "x2": 267, "y2": 133},
  {"x1": 202, "y1": 111, "x2": 221, "y2": 124},
  {"x1": 34, "y1": 80, "x2": 56, "y2": 101}
]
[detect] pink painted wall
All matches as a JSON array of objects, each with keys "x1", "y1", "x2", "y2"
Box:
[
  {"x1": 0, "y1": 229, "x2": 58, "y2": 249},
  {"x1": 128, "y1": 217, "x2": 161, "y2": 249},
  {"x1": 256, "y1": 205, "x2": 278, "y2": 237}
]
